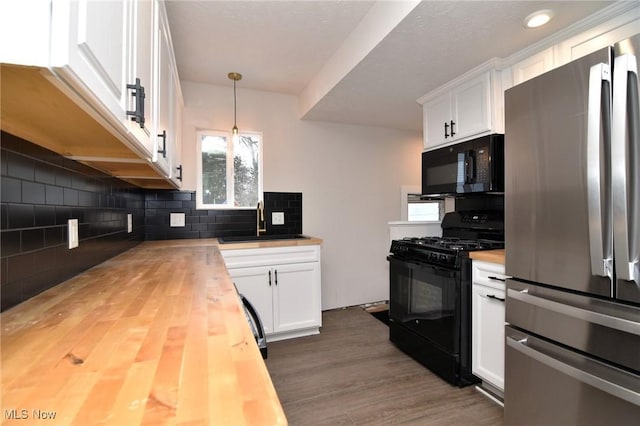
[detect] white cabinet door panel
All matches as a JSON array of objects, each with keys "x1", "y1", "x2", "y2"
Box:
[
  {"x1": 273, "y1": 262, "x2": 321, "y2": 333},
  {"x1": 152, "y1": 8, "x2": 172, "y2": 175},
  {"x1": 472, "y1": 259, "x2": 506, "y2": 391},
  {"x1": 228, "y1": 266, "x2": 274, "y2": 335},
  {"x1": 452, "y1": 72, "x2": 491, "y2": 141},
  {"x1": 51, "y1": 0, "x2": 129, "y2": 125},
  {"x1": 511, "y1": 48, "x2": 554, "y2": 86},
  {"x1": 423, "y1": 94, "x2": 452, "y2": 150},
  {"x1": 126, "y1": 0, "x2": 155, "y2": 154},
  {"x1": 472, "y1": 283, "x2": 505, "y2": 391}
]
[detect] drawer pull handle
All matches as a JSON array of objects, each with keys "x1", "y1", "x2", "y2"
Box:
[
  {"x1": 486, "y1": 294, "x2": 505, "y2": 302},
  {"x1": 488, "y1": 276, "x2": 506, "y2": 282}
]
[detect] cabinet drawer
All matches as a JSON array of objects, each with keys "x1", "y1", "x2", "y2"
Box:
[
  {"x1": 472, "y1": 260, "x2": 507, "y2": 291},
  {"x1": 221, "y1": 245, "x2": 320, "y2": 269},
  {"x1": 473, "y1": 282, "x2": 506, "y2": 302}
]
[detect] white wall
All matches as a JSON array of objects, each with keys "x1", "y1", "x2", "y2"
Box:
[{"x1": 180, "y1": 81, "x2": 422, "y2": 310}]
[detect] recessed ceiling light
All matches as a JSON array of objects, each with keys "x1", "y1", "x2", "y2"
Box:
[{"x1": 524, "y1": 9, "x2": 554, "y2": 28}]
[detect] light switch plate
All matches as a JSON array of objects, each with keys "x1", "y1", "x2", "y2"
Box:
[
  {"x1": 272, "y1": 212, "x2": 285, "y2": 225},
  {"x1": 68, "y1": 219, "x2": 79, "y2": 249},
  {"x1": 127, "y1": 214, "x2": 132, "y2": 233},
  {"x1": 170, "y1": 213, "x2": 186, "y2": 227}
]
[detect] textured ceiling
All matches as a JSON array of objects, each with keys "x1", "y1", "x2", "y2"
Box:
[
  {"x1": 166, "y1": 0, "x2": 375, "y2": 94},
  {"x1": 165, "y1": 1, "x2": 616, "y2": 131}
]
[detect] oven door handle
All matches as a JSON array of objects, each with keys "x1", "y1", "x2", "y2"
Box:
[
  {"x1": 388, "y1": 256, "x2": 457, "y2": 277},
  {"x1": 418, "y1": 263, "x2": 457, "y2": 278}
]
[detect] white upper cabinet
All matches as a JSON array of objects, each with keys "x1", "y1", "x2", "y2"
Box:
[
  {"x1": 152, "y1": 3, "x2": 173, "y2": 176},
  {"x1": 558, "y1": 6, "x2": 640, "y2": 64},
  {"x1": 0, "y1": 2, "x2": 52, "y2": 66},
  {"x1": 155, "y1": 2, "x2": 183, "y2": 187},
  {"x1": 502, "y1": 3, "x2": 639, "y2": 91},
  {"x1": 50, "y1": 0, "x2": 130, "y2": 136},
  {"x1": 1, "y1": 0, "x2": 183, "y2": 188},
  {"x1": 510, "y1": 47, "x2": 554, "y2": 87},
  {"x1": 452, "y1": 73, "x2": 492, "y2": 141},
  {"x1": 422, "y1": 94, "x2": 452, "y2": 150},
  {"x1": 419, "y1": 66, "x2": 502, "y2": 151},
  {"x1": 49, "y1": 0, "x2": 156, "y2": 157},
  {"x1": 125, "y1": 0, "x2": 156, "y2": 155},
  {"x1": 169, "y1": 70, "x2": 184, "y2": 188}
]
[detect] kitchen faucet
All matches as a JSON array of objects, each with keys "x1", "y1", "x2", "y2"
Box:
[{"x1": 256, "y1": 201, "x2": 267, "y2": 236}]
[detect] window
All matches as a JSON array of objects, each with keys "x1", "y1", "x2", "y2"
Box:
[
  {"x1": 196, "y1": 130, "x2": 263, "y2": 209},
  {"x1": 407, "y1": 194, "x2": 443, "y2": 222}
]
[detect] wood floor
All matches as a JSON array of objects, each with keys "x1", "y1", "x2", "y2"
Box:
[{"x1": 265, "y1": 307, "x2": 503, "y2": 426}]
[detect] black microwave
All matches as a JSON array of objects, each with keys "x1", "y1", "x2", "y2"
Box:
[{"x1": 422, "y1": 134, "x2": 504, "y2": 196}]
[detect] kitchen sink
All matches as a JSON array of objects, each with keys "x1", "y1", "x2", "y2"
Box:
[{"x1": 217, "y1": 234, "x2": 309, "y2": 244}]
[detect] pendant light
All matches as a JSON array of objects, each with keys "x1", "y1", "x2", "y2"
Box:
[{"x1": 228, "y1": 72, "x2": 242, "y2": 143}]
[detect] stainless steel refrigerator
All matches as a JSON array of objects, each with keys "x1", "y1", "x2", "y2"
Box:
[{"x1": 504, "y1": 34, "x2": 640, "y2": 425}]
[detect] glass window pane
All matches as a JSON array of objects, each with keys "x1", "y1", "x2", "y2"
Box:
[
  {"x1": 233, "y1": 134, "x2": 260, "y2": 207},
  {"x1": 201, "y1": 134, "x2": 227, "y2": 205},
  {"x1": 408, "y1": 202, "x2": 440, "y2": 221}
]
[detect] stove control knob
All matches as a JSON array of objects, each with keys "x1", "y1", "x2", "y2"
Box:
[{"x1": 439, "y1": 254, "x2": 447, "y2": 262}]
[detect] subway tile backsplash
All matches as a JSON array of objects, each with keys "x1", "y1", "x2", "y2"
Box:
[
  {"x1": 144, "y1": 191, "x2": 258, "y2": 240},
  {"x1": 1, "y1": 132, "x2": 145, "y2": 311},
  {"x1": 264, "y1": 191, "x2": 303, "y2": 235},
  {"x1": 1, "y1": 132, "x2": 305, "y2": 312}
]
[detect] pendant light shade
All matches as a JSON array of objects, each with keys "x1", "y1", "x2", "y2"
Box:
[{"x1": 228, "y1": 72, "x2": 242, "y2": 142}]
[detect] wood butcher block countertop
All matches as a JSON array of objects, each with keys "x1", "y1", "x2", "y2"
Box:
[
  {"x1": 469, "y1": 249, "x2": 506, "y2": 265},
  {"x1": 0, "y1": 238, "x2": 307, "y2": 425}
]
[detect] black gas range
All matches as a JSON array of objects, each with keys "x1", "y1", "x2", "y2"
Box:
[{"x1": 387, "y1": 211, "x2": 503, "y2": 386}]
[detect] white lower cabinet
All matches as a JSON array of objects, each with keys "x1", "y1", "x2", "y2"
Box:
[
  {"x1": 472, "y1": 260, "x2": 507, "y2": 392},
  {"x1": 221, "y1": 245, "x2": 322, "y2": 342}
]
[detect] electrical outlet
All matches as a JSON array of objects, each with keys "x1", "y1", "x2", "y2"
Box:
[
  {"x1": 170, "y1": 213, "x2": 185, "y2": 227},
  {"x1": 272, "y1": 212, "x2": 285, "y2": 225},
  {"x1": 127, "y1": 214, "x2": 132, "y2": 233},
  {"x1": 68, "y1": 219, "x2": 79, "y2": 249}
]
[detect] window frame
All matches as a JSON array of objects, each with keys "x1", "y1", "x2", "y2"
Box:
[{"x1": 195, "y1": 129, "x2": 263, "y2": 210}]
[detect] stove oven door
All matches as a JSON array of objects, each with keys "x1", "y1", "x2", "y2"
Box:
[{"x1": 388, "y1": 257, "x2": 459, "y2": 354}]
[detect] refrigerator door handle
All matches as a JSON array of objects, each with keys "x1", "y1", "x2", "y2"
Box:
[
  {"x1": 612, "y1": 53, "x2": 639, "y2": 284},
  {"x1": 506, "y1": 332, "x2": 640, "y2": 407},
  {"x1": 587, "y1": 63, "x2": 613, "y2": 279}
]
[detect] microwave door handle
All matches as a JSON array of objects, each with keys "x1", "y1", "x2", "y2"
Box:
[
  {"x1": 465, "y1": 150, "x2": 476, "y2": 184},
  {"x1": 612, "y1": 53, "x2": 639, "y2": 283},
  {"x1": 587, "y1": 63, "x2": 613, "y2": 280}
]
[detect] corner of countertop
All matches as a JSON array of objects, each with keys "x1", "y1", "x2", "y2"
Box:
[{"x1": 469, "y1": 249, "x2": 505, "y2": 265}]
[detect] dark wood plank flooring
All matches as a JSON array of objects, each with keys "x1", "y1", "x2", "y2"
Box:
[{"x1": 265, "y1": 307, "x2": 503, "y2": 426}]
